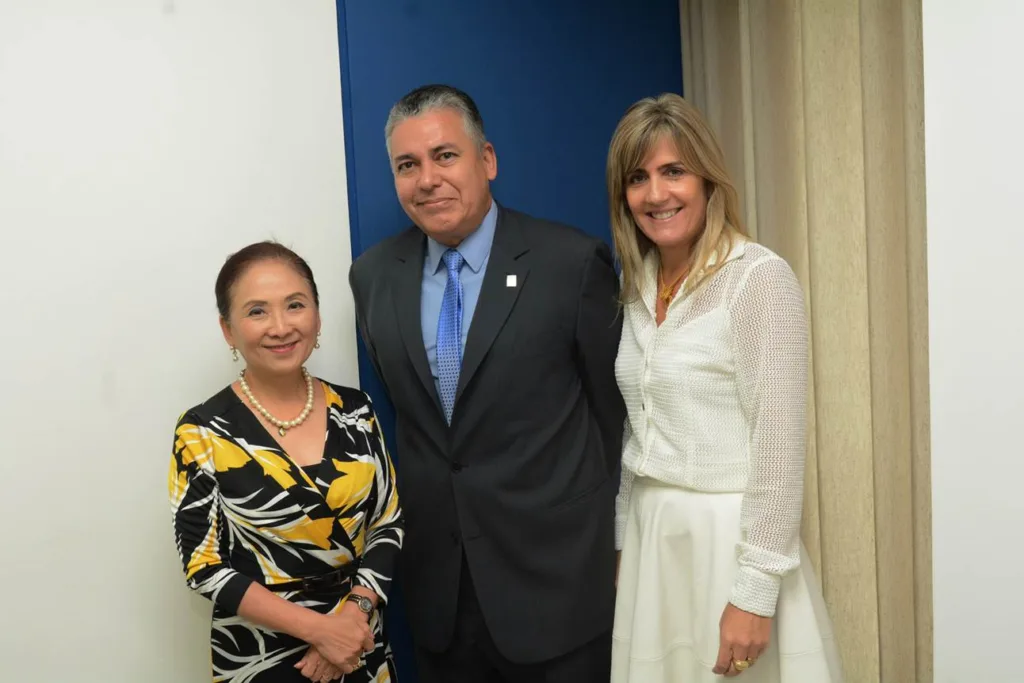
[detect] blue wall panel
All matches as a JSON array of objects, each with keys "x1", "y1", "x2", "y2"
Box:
[{"x1": 336, "y1": 2, "x2": 682, "y2": 679}]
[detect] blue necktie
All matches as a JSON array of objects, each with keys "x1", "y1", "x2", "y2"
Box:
[{"x1": 437, "y1": 249, "x2": 464, "y2": 423}]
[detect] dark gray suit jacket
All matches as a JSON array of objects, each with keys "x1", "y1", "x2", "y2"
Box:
[{"x1": 349, "y1": 206, "x2": 625, "y2": 664}]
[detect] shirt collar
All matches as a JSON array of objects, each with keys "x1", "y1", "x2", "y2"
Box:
[
  {"x1": 641, "y1": 236, "x2": 748, "y2": 307},
  {"x1": 425, "y1": 200, "x2": 498, "y2": 275}
]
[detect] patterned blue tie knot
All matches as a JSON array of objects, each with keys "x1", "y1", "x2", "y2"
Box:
[
  {"x1": 437, "y1": 249, "x2": 465, "y2": 424},
  {"x1": 443, "y1": 248, "x2": 464, "y2": 277}
]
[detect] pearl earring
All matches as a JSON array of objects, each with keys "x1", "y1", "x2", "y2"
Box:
[
  {"x1": 231, "y1": 347, "x2": 239, "y2": 362},
  {"x1": 314, "y1": 332, "x2": 321, "y2": 350}
]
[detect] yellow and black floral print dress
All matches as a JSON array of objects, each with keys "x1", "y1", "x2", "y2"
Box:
[{"x1": 169, "y1": 380, "x2": 403, "y2": 683}]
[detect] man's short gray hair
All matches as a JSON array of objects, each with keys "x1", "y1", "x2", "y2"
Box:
[{"x1": 385, "y1": 84, "x2": 487, "y2": 156}]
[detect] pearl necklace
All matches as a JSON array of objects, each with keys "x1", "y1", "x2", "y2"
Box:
[{"x1": 239, "y1": 367, "x2": 315, "y2": 437}]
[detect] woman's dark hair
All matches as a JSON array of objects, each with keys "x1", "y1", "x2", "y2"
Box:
[{"x1": 215, "y1": 241, "x2": 320, "y2": 320}]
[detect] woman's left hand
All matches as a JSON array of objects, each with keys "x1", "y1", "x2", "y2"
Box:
[
  {"x1": 295, "y1": 646, "x2": 344, "y2": 682},
  {"x1": 713, "y1": 602, "x2": 771, "y2": 677}
]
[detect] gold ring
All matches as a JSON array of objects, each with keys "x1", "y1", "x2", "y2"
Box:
[{"x1": 734, "y1": 658, "x2": 751, "y2": 671}]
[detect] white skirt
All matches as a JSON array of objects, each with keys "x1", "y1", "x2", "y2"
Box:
[{"x1": 611, "y1": 477, "x2": 844, "y2": 683}]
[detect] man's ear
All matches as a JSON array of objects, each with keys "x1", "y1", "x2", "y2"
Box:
[{"x1": 483, "y1": 142, "x2": 498, "y2": 181}]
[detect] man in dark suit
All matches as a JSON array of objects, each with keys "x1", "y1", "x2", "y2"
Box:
[{"x1": 349, "y1": 84, "x2": 625, "y2": 683}]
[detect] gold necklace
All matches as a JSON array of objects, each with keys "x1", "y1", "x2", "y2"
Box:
[
  {"x1": 657, "y1": 264, "x2": 689, "y2": 304},
  {"x1": 239, "y1": 367, "x2": 315, "y2": 437}
]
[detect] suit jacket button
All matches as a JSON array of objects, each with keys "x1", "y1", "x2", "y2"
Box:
[{"x1": 451, "y1": 462, "x2": 463, "y2": 473}]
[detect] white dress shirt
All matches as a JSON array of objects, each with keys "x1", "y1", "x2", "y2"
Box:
[{"x1": 614, "y1": 239, "x2": 809, "y2": 617}]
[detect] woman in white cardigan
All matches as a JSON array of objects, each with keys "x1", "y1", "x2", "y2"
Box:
[{"x1": 606, "y1": 93, "x2": 843, "y2": 683}]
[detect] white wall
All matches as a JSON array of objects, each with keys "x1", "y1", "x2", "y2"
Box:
[
  {"x1": 0, "y1": 2, "x2": 356, "y2": 680},
  {"x1": 924, "y1": 2, "x2": 1024, "y2": 681}
]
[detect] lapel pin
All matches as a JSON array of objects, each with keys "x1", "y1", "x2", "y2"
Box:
[{"x1": 506, "y1": 274, "x2": 517, "y2": 288}]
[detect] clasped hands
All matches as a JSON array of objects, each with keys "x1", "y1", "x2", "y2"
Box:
[{"x1": 294, "y1": 602, "x2": 375, "y2": 682}]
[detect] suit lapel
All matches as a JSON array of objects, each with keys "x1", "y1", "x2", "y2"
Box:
[
  {"x1": 455, "y1": 208, "x2": 530, "y2": 406},
  {"x1": 392, "y1": 229, "x2": 445, "y2": 417}
]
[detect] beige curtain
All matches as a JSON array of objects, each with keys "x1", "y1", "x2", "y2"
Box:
[{"x1": 679, "y1": 1, "x2": 932, "y2": 681}]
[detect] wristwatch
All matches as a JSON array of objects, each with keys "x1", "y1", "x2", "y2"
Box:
[{"x1": 347, "y1": 593, "x2": 374, "y2": 615}]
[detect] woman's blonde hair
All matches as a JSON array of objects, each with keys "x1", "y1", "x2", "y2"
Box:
[{"x1": 607, "y1": 93, "x2": 747, "y2": 304}]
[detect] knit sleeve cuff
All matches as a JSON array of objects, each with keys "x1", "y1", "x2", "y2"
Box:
[{"x1": 729, "y1": 565, "x2": 782, "y2": 618}]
